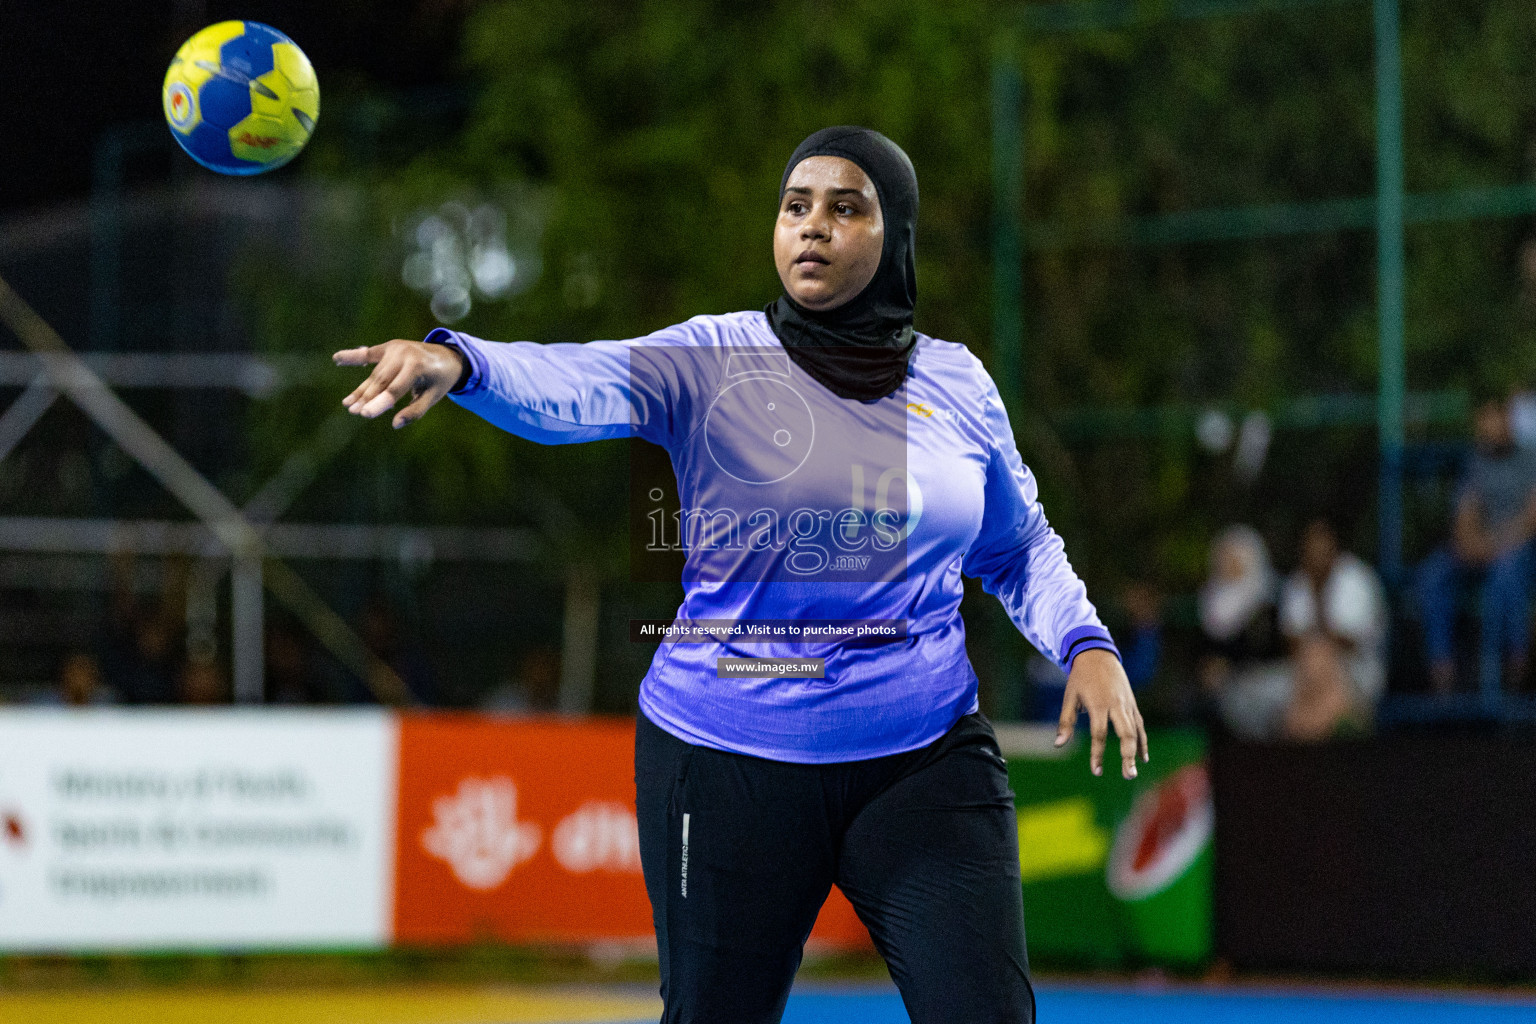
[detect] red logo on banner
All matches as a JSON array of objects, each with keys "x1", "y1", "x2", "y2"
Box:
[{"x1": 392, "y1": 715, "x2": 871, "y2": 948}]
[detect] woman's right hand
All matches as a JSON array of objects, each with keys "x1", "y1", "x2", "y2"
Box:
[{"x1": 334, "y1": 340, "x2": 466, "y2": 429}]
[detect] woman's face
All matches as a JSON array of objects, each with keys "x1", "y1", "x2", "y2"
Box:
[
  {"x1": 1216, "y1": 539, "x2": 1251, "y2": 583},
  {"x1": 773, "y1": 155, "x2": 884, "y2": 311}
]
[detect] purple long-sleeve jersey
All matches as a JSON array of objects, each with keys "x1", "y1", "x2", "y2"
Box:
[{"x1": 428, "y1": 311, "x2": 1116, "y2": 762}]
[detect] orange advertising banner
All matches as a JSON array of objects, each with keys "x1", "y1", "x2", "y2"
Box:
[{"x1": 392, "y1": 714, "x2": 872, "y2": 948}]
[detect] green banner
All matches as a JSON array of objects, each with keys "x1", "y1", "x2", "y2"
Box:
[{"x1": 1002, "y1": 727, "x2": 1211, "y2": 967}]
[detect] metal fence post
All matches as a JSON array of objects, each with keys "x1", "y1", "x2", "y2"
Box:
[
  {"x1": 557, "y1": 566, "x2": 600, "y2": 714},
  {"x1": 1374, "y1": 0, "x2": 1406, "y2": 588},
  {"x1": 231, "y1": 553, "x2": 264, "y2": 702},
  {"x1": 991, "y1": 37, "x2": 1025, "y2": 419},
  {"x1": 991, "y1": 35, "x2": 1029, "y2": 720}
]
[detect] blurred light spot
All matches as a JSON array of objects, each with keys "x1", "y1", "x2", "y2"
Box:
[
  {"x1": 430, "y1": 285, "x2": 472, "y2": 324},
  {"x1": 1196, "y1": 409, "x2": 1233, "y2": 453},
  {"x1": 1233, "y1": 411, "x2": 1272, "y2": 483},
  {"x1": 402, "y1": 198, "x2": 535, "y2": 324}
]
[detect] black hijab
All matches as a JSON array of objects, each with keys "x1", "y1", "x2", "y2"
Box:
[{"x1": 765, "y1": 126, "x2": 919, "y2": 401}]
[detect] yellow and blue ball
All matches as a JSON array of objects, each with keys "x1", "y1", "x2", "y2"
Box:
[{"x1": 162, "y1": 21, "x2": 319, "y2": 176}]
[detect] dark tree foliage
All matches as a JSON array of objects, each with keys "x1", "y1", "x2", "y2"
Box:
[{"x1": 244, "y1": 0, "x2": 1536, "y2": 707}]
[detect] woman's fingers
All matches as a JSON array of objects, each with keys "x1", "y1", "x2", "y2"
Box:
[
  {"x1": 1059, "y1": 651, "x2": 1148, "y2": 778},
  {"x1": 1060, "y1": 687, "x2": 1146, "y2": 778},
  {"x1": 393, "y1": 378, "x2": 449, "y2": 429},
  {"x1": 342, "y1": 346, "x2": 399, "y2": 407},
  {"x1": 350, "y1": 356, "x2": 417, "y2": 420},
  {"x1": 1110, "y1": 704, "x2": 1139, "y2": 780},
  {"x1": 1087, "y1": 703, "x2": 1109, "y2": 777},
  {"x1": 332, "y1": 345, "x2": 382, "y2": 367},
  {"x1": 343, "y1": 349, "x2": 402, "y2": 411},
  {"x1": 335, "y1": 340, "x2": 421, "y2": 367},
  {"x1": 340, "y1": 341, "x2": 414, "y2": 408},
  {"x1": 354, "y1": 360, "x2": 419, "y2": 419},
  {"x1": 342, "y1": 369, "x2": 382, "y2": 410},
  {"x1": 393, "y1": 394, "x2": 433, "y2": 429},
  {"x1": 1055, "y1": 687, "x2": 1079, "y2": 747}
]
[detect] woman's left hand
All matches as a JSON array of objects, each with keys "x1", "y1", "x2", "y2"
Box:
[{"x1": 1055, "y1": 649, "x2": 1149, "y2": 779}]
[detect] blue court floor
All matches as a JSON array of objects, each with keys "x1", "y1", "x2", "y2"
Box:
[
  {"x1": 778, "y1": 984, "x2": 1536, "y2": 1023},
  {"x1": 5, "y1": 979, "x2": 1532, "y2": 1023}
]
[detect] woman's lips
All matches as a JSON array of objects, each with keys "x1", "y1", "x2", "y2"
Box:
[{"x1": 795, "y1": 250, "x2": 829, "y2": 265}]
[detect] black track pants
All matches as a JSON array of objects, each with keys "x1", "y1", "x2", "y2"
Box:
[{"x1": 634, "y1": 711, "x2": 1035, "y2": 1024}]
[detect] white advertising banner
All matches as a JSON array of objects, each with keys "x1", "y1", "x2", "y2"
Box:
[{"x1": 0, "y1": 709, "x2": 396, "y2": 950}]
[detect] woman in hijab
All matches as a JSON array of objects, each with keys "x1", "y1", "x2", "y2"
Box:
[
  {"x1": 1198, "y1": 524, "x2": 1277, "y2": 657},
  {"x1": 1198, "y1": 524, "x2": 1288, "y2": 739},
  {"x1": 336, "y1": 126, "x2": 1145, "y2": 1024}
]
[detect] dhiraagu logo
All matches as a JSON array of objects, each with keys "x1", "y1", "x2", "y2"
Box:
[
  {"x1": 906, "y1": 401, "x2": 958, "y2": 423},
  {"x1": 1017, "y1": 797, "x2": 1109, "y2": 883}
]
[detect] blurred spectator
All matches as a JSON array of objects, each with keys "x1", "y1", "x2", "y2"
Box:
[
  {"x1": 1199, "y1": 526, "x2": 1278, "y2": 658},
  {"x1": 480, "y1": 646, "x2": 561, "y2": 715},
  {"x1": 1198, "y1": 525, "x2": 1289, "y2": 739},
  {"x1": 357, "y1": 595, "x2": 437, "y2": 705},
  {"x1": 101, "y1": 553, "x2": 183, "y2": 704},
  {"x1": 57, "y1": 651, "x2": 116, "y2": 706},
  {"x1": 1416, "y1": 396, "x2": 1536, "y2": 693},
  {"x1": 1510, "y1": 387, "x2": 1536, "y2": 450},
  {"x1": 1118, "y1": 581, "x2": 1163, "y2": 690},
  {"x1": 179, "y1": 655, "x2": 227, "y2": 705},
  {"x1": 479, "y1": 680, "x2": 532, "y2": 714},
  {"x1": 120, "y1": 610, "x2": 182, "y2": 704},
  {"x1": 266, "y1": 617, "x2": 318, "y2": 704},
  {"x1": 1277, "y1": 519, "x2": 1387, "y2": 741}
]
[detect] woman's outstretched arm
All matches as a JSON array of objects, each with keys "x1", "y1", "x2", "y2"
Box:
[{"x1": 335, "y1": 325, "x2": 698, "y2": 447}]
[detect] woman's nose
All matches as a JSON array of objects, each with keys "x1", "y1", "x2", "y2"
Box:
[{"x1": 800, "y1": 215, "x2": 830, "y2": 240}]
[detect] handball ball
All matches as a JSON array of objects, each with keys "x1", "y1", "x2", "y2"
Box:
[{"x1": 162, "y1": 21, "x2": 319, "y2": 175}]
